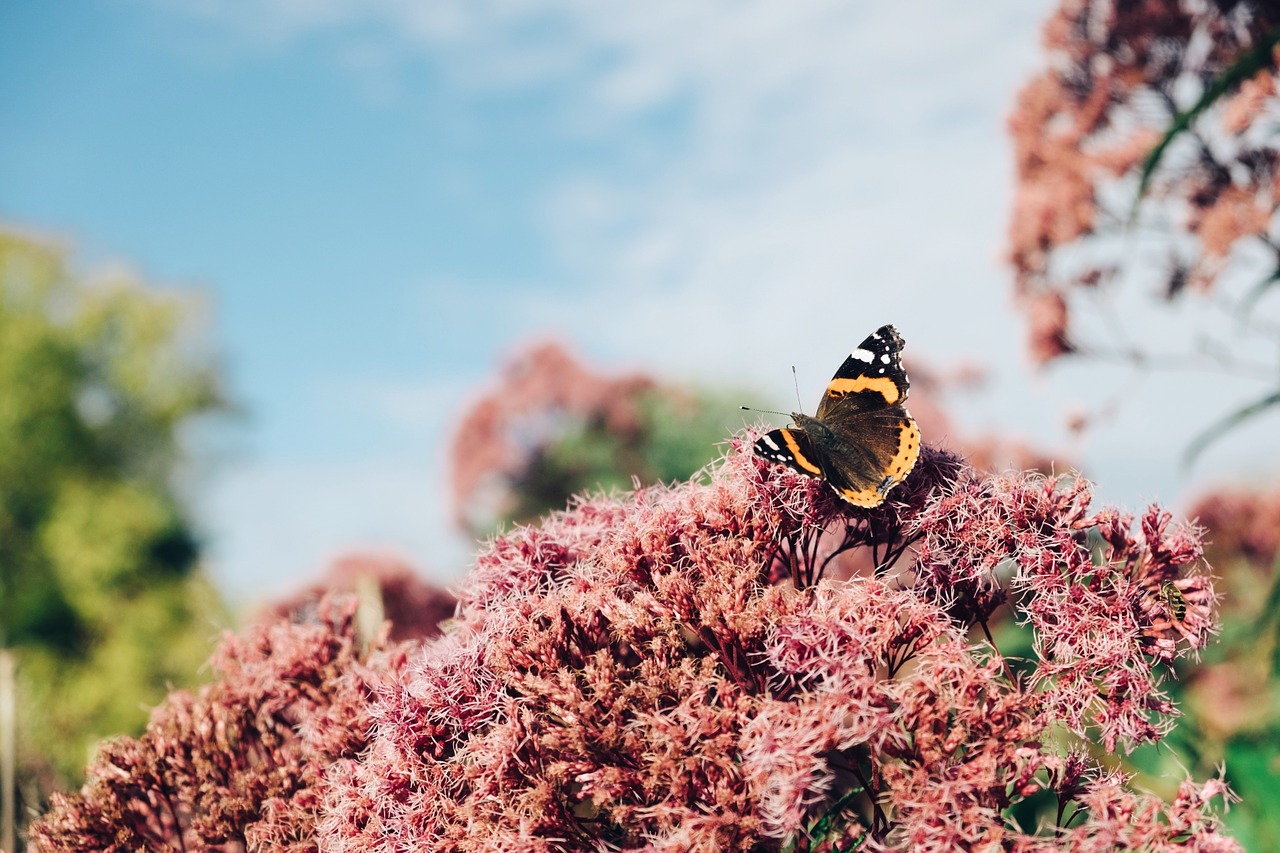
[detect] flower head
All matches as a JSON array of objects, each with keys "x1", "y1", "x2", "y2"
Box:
[{"x1": 32, "y1": 436, "x2": 1240, "y2": 851}]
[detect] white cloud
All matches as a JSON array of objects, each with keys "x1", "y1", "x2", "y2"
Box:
[
  {"x1": 159, "y1": 0, "x2": 1276, "y2": 600},
  {"x1": 153, "y1": 0, "x2": 1051, "y2": 370},
  {"x1": 318, "y1": 372, "x2": 477, "y2": 434},
  {"x1": 157, "y1": 1, "x2": 1061, "y2": 603}
]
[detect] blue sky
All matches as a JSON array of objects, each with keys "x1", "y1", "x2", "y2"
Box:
[{"x1": 5, "y1": 0, "x2": 1271, "y2": 604}]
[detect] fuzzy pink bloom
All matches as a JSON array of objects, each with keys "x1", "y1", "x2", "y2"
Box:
[
  {"x1": 914, "y1": 471, "x2": 1216, "y2": 751},
  {"x1": 29, "y1": 598, "x2": 410, "y2": 852},
  {"x1": 315, "y1": 438, "x2": 1236, "y2": 850},
  {"x1": 32, "y1": 437, "x2": 1240, "y2": 850},
  {"x1": 1060, "y1": 770, "x2": 1241, "y2": 852}
]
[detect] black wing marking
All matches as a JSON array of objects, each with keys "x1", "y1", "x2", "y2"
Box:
[
  {"x1": 816, "y1": 325, "x2": 910, "y2": 421},
  {"x1": 753, "y1": 428, "x2": 825, "y2": 479}
]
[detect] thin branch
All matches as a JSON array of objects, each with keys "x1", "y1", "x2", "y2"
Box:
[{"x1": 977, "y1": 617, "x2": 1019, "y2": 688}]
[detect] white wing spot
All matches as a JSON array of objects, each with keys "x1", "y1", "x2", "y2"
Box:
[
  {"x1": 880, "y1": 353, "x2": 892, "y2": 364},
  {"x1": 851, "y1": 348, "x2": 875, "y2": 362},
  {"x1": 760, "y1": 435, "x2": 781, "y2": 451}
]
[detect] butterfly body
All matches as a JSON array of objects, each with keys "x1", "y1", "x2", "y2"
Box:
[{"x1": 754, "y1": 325, "x2": 920, "y2": 507}]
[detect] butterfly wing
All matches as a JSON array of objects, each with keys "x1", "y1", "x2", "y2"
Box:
[
  {"x1": 819, "y1": 411, "x2": 920, "y2": 506},
  {"x1": 815, "y1": 324, "x2": 911, "y2": 419},
  {"x1": 812, "y1": 325, "x2": 920, "y2": 506},
  {"x1": 754, "y1": 428, "x2": 825, "y2": 479}
]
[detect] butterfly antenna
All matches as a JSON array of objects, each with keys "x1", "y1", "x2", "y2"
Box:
[
  {"x1": 792, "y1": 366, "x2": 804, "y2": 413},
  {"x1": 740, "y1": 405, "x2": 792, "y2": 417}
]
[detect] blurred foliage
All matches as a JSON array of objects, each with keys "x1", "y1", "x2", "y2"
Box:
[
  {"x1": 0, "y1": 229, "x2": 228, "y2": 807},
  {"x1": 450, "y1": 340, "x2": 746, "y2": 537},
  {"x1": 984, "y1": 505, "x2": 1280, "y2": 848},
  {"x1": 504, "y1": 387, "x2": 742, "y2": 529},
  {"x1": 1136, "y1": 535, "x2": 1280, "y2": 850}
]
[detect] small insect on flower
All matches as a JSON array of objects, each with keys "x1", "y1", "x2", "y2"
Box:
[
  {"x1": 1162, "y1": 582, "x2": 1188, "y2": 622},
  {"x1": 752, "y1": 325, "x2": 921, "y2": 507}
]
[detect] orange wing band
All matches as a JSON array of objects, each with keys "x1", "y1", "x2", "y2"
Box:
[
  {"x1": 887, "y1": 420, "x2": 921, "y2": 483},
  {"x1": 826, "y1": 375, "x2": 900, "y2": 404},
  {"x1": 835, "y1": 418, "x2": 921, "y2": 508},
  {"x1": 782, "y1": 430, "x2": 823, "y2": 476},
  {"x1": 837, "y1": 484, "x2": 884, "y2": 507}
]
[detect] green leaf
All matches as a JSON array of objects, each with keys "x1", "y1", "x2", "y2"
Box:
[
  {"x1": 1182, "y1": 388, "x2": 1280, "y2": 470},
  {"x1": 1238, "y1": 265, "x2": 1280, "y2": 318},
  {"x1": 1223, "y1": 735, "x2": 1280, "y2": 851},
  {"x1": 1132, "y1": 27, "x2": 1280, "y2": 221},
  {"x1": 782, "y1": 788, "x2": 866, "y2": 853}
]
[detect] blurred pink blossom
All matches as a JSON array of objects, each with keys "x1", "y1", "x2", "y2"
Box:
[
  {"x1": 259, "y1": 552, "x2": 456, "y2": 643},
  {"x1": 1010, "y1": 0, "x2": 1280, "y2": 362}
]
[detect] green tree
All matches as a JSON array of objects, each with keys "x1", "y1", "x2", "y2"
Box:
[{"x1": 0, "y1": 228, "x2": 228, "y2": 814}]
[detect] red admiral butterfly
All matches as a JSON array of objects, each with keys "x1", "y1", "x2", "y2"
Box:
[{"x1": 754, "y1": 324, "x2": 921, "y2": 507}]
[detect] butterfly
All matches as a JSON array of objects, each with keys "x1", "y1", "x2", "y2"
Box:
[{"x1": 753, "y1": 324, "x2": 921, "y2": 507}]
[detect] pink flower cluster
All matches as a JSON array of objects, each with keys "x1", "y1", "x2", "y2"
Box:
[
  {"x1": 32, "y1": 438, "x2": 1239, "y2": 851},
  {"x1": 449, "y1": 340, "x2": 656, "y2": 532},
  {"x1": 30, "y1": 598, "x2": 411, "y2": 851},
  {"x1": 257, "y1": 552, "x2": 456, "y2": 644},
  {"x1": 1010, "y1": 0, "x2": 1280, "y2": 364}
]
